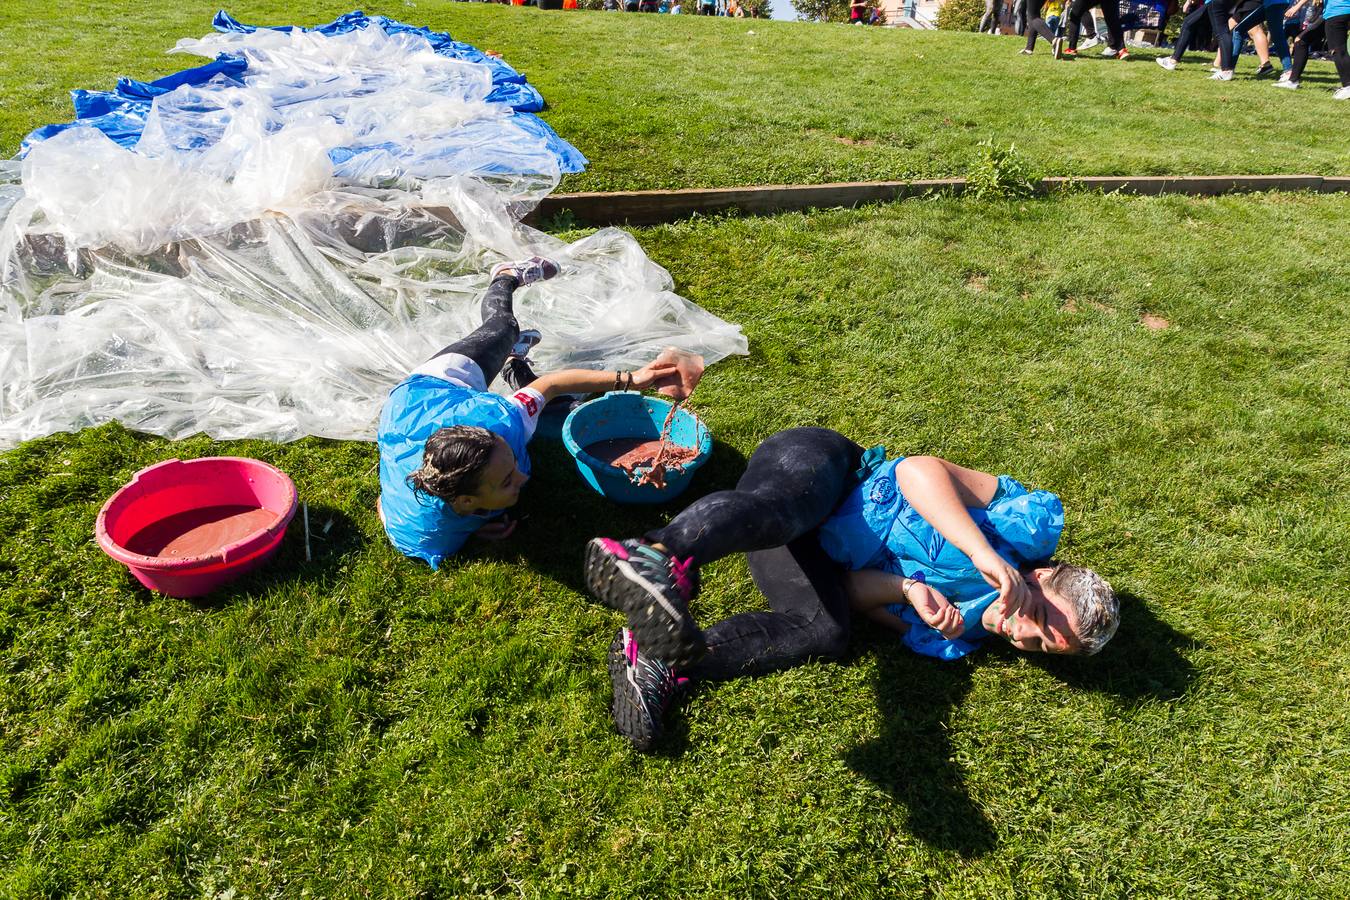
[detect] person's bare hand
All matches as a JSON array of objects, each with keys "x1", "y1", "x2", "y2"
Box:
[
  {"x1": 907, "y1": 581, "x2": 963, "y2": 639},
  {"x1": 970, "y1": 547, "x2": 1029, "y2": 620},
  {"x1": 635, "y1": 348, "x2": 704, "y2": 400},
  {"x1": 476, "y1": 515, "x2": 518, "y2": 541}
]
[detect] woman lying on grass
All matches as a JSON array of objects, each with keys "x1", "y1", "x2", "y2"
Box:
[
  {"x1": 583, "y1": 427, "x2": 1119, "y2": 751},
  {"x1": 377, "y1": 256, "x2": 693, "y2": 568}
]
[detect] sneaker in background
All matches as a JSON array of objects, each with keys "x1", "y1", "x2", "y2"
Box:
[
  {"x1": 1335, "y1": 85, "x2": 1350, "y2": 100},
  {"x1": 1156, "y1": 56, "x2": 1178, "y2": 70}
]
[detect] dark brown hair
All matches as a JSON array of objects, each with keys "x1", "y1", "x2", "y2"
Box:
[{"x1": 406, "y1": 425, "x2": 497, "y2": 504}]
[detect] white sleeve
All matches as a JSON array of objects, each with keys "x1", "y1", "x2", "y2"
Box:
[{"x1": 506, "y1": 387, "x2": 547, "y2": 441}]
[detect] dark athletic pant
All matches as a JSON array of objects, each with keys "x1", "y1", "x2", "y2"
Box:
[
  {"x1": 1209, "y1": 0, "x2": 1238, "y2": 70},
  {"x1": 431, "y1": 274, "x2": 523, "y2": 384},
  {"x1": 1025, "y1": 0, "x2": 1057, "y2": 50},
  {"x1": 1326, "y1": 14, "x2": 1350, "y2": 86},
  {"x1": 1170, "y1": 2, "x2": 1214, "y2": 60},
  {"x1": 1068, "y1": 0, "x2": 1124, "y2": 51},
  {"x1": 645, "y1": 427, "x2": 864, "y2": 681},
  {"x1": 1289, "y1": 12, "x2": 1327, "y2": 82}
]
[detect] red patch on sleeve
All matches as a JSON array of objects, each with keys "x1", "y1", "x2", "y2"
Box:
[{"x1": 514, "y1": 392, "x2": 539, "y2": 417}]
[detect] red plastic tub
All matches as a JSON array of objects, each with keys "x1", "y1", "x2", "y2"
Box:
[{"x1": 95, "y1": 457, "x2": 298, "y2": 598}]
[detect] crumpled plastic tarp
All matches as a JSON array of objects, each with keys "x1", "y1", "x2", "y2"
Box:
[{"x1": 0, "y1": 11, "x2": 747, "y2": 448}]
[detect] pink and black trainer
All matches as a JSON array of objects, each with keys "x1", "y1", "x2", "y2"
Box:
[
  {"x1": 608, "y1": 628, "x2": 689, "y2": 752},
  {"x1": 584, "y1": 538, "x2": 706, "y2": 668}
]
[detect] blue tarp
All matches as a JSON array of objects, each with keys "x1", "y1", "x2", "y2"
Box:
[{"x1": 21, "y1": 9, "x2": 586, "y2": 176}]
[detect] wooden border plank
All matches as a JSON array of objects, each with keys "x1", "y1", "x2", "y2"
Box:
[{"x1": 528, "y1": 175, "x2": 1340, "y2": 227}]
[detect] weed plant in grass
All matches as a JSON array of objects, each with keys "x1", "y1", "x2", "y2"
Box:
[
  {"x1": 1, "y1": 1, "x2": 1348, "y2": 191},
  {"x1": 2, "y1": 192, "x2": 1348, "y2": 896}
]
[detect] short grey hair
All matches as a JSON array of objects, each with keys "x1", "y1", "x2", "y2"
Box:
[{"x1": 1043, "y1": 563, "x2": 1118, "y2": 656}]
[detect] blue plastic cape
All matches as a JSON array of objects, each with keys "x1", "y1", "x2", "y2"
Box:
[
  {"x1": 377, "y1": 375, "x2": 534, "y2": 568},
  {"x1": 820, "y1": 456, "x2": 1065, "y2": 660}
]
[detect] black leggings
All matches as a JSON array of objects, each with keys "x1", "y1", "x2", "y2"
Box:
[
  {"x1": 1025, "y1": 0, "x2": 1056, "y2": 50},
  {"x1": 1325, "y1": 14, "x2": 1350, "y2": 86},
  {"x1": 1209, "y1": 0, "x2": 1237, "y2": 70},
  {"x1": 1290, "y1": 14, "x2": 1326, "y2": 81},
  {"x1": 1068, "y1": 0, "x2": 1124, "y2": 50},
  {"x1": 1170, "y1": 2, "x2": 1213, "y2": 61},
  {"x1": 430, "y1": 274, "x2": 522, "y2": 385},
  {"x1": 646, "y1": 427, "x2": 864, "y2": 681}
]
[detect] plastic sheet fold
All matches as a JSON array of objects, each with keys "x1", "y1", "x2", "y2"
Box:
[{"x1": 0, "y1": 12, "x2": 746, "y2": 448}]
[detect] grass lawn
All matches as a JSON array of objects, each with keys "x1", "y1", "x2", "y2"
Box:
[
  {"x1": 2, "y1": 1, "x2": 1349, "y2": 191},
  {"x1": 3, "y1": 190, "x2": 1349, "y2": 896}
]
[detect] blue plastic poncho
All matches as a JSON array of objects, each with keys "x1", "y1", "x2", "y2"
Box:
[
  {"x1": 818, "y1": 455, "x2": 1064, "y2": 659},
  {"x1": 377, "y1": 375, "x2": 536, "y2": 568}
]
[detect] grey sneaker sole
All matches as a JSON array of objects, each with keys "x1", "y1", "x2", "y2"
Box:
[
  {"x1": 584, "y1": 539, "x2": 706, "y2": 668},
  {"x1": 608, "y1": 631, "x2": 660, "y2": 752}
]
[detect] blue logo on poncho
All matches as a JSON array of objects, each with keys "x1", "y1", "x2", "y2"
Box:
[{"x1": 869, "y1": 476, "x2": 896, "y2": 506}]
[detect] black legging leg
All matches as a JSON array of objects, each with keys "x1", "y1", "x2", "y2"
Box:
[
  {"x1": 1067, "y1": 0, "x2": 1094, "y2": 49},
  {"x1": 1026, "y1": 0, "x2": 1056, "y2": 49},
  {"x1": 1210, "y1": 0, "x2": 1237, "y2": 69},
  {"x1": 1289, "y1": 15, "x2": 1325, "y2": 82},
  {"x1": 1098, "y1": 0, "x2": 1124, "y2": 50},
  {"x1": 1171, "y1": 3, "x2": 1212, "y2": 61},
  {"x1": 428, "y1": 274, "x2": 522, "y2": 387},
  {"x1": 683, "y1": 535, "x2": 852, "y2": 681},
  {"x1": 1327, "y1": 14, "x2": 1350, "y2": 86},
  {"x1": 645, "y1": 427, "x2": 864, "y2": 567}
]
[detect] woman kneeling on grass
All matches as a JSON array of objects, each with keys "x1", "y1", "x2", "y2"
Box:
[
  {"x1": 583, "y1": 427, "x2": 1119, "y2": 751},
  {"x1": 378, "y1": 256, "x2": 692, "y2": 568}
]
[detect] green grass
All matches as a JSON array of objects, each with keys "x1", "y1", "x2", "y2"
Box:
[
  {"x1": 1, "y1": 1, "x2": 1348, "y2": 191},
  {"x1": 3, "y1": 190, "x2": 1349, "y2": 896}
]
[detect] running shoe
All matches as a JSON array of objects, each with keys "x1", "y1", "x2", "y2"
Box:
[
  {"x1": 608, "y1": 628, "x2": 689, "y2": 752},
  {"x1": 1273, "y1": 78, "x2": 1300, "y2": 90},
  {"x1": 1062, "y1": 46, "x2": 1079, "y2": 57},
  {"x1": 585, "y1": 538, "x2": 706, "y2": 668},
  {"x1": 501, "y1": 356, "x2": 538, "y2": 392},
  {"x1": 1156, "y1": 56, "x2": 1178, "y2": 70},
  {"x1": 1099, "y1": 46, "x2": 1120, "y2": 58},
  {"x1": 1116, "y1": 47, "x2": 1131, "y2": 61},
  {"x1": 1209, "y1": 69, "x2": 1234, "y2": 81},
  {"x1": 510, "y1": 328, "x2": 542, "y2": 359},
  {"x1": 1276, "y1": 69, "x2": 1292, "y2": 83},
  {"x1": 1254, "y1": 61, "x2": 1275, "y2": 78},
  {"x1": 1019, "y1": 48, "x2": 1035, "y2": 55},
  {"x1": 1335, "y1": 85, "x2": 1350, "y2": 100},
  {"x1": 1052, "y1": 37, "x2": 1065, "y2": 59},
  {"x1": 490, "y1": 256, "x2": 561, "y2": 286},
  {"x1": 1080, "y1": 36, "x2": 1101, "y2": 50}
]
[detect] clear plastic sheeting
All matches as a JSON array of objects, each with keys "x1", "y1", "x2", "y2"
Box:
[{"x1": 0, "y1": 14, "x2": 747, "y2": 449}]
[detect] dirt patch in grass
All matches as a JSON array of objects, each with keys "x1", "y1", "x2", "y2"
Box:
[{"x1": 1142, "y1": 313, "x2": 1170, "y2": 330}]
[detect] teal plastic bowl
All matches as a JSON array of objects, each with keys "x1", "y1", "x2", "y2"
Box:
[{"x1": 562, "y1": 391, "x2": 711, "y2": 504}]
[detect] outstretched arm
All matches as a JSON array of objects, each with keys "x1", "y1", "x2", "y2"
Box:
[
  {"x1": 893, "y1": 456, "x2": 1030, "y2": 618},
  {"x1": 528, "y1": 348, "x2": 701, "y2": 404}
]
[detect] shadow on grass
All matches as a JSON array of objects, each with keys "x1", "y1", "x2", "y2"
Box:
[
  {"x1": 1026, "y1": 588, "x2": 1198, "y2": 702},
  {"x1": 844, "y1": 641, "x2": 997, "y2": 858},
  {"x1": 844, "y1": 589, "x2": 1196, "y2": 857}
]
